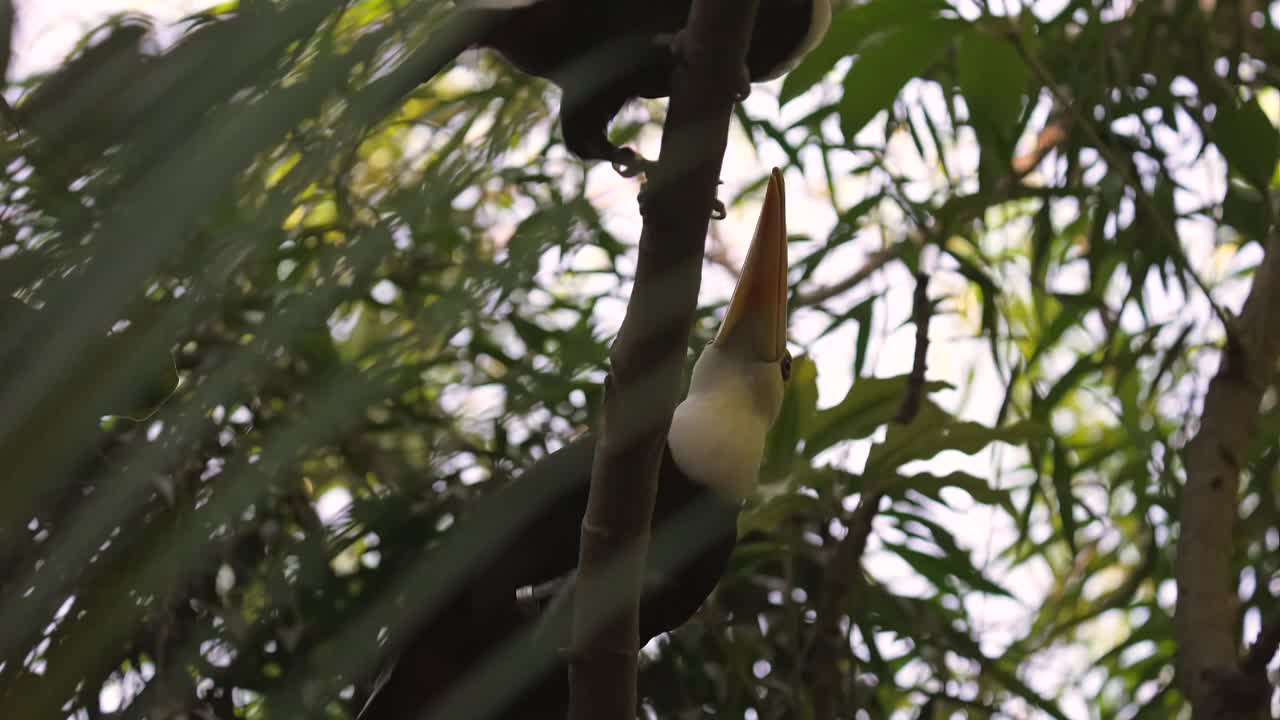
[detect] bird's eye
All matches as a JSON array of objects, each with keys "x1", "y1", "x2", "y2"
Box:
[{"x1": 780, "y1": 350, "x2": 793, "y2": 381}]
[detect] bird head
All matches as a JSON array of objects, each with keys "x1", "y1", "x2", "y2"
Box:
[{"x1": 668, "y1": 168, "x2": 791, "y2": 500}]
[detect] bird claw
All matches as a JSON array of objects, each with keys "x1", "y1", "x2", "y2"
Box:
[
  {"x1": 711, "y1": 198, "x2": 727, "y2": 220},
  {"x1": 709, "y1": 178, "x2": 727, "y2": 220},
  {"x1": 612, "y1": 158, "x2": 645, "y2": 178},
  {"x1": 611, "y1": 148, "x2": 656, "y2": 179}
]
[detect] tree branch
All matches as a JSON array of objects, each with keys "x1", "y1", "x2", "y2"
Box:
[
  {"x1": 1176, "y1": 234, "x2": 1280, "y2": 718},
  {"x1": 566, "y1": 2, "x2": 761, "y2": 719},
  {"x1": 799, "y1": 486, "x2": 886, "y2": 716},
  {"x1": 893, "y1": 271, "x2": 931, "y2": 425},
  {"x1": 1008, "y1": 114, "x2": 1070, "y2": 179}
]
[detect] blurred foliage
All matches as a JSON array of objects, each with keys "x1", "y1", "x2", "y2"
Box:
[{"x1": 0, "y1": 0, "x2": 1278, "y2": 718}]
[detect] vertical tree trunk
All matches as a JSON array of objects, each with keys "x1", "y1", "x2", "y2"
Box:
[{"x1": 566, "y1": 2, "x2": 762, "y2": 718}]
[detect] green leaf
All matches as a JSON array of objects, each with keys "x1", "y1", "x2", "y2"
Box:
[
  {"x1": 1026, "y1": 293, "x2": 1093, "y2": 372},
  {"x1": 1222, "y1": 181, "x2": 1269, "y2": 238},
  {"x1": 957, "y1": 29, "x2": 1027, "y2": 137},
  {"x1": 838, "y1": 19, "x2": 966, "y2": 140},
  {"x1": 850, "y1": 297, "x2": 874, "y2": 378},
  {"x1": 761, "y1": 355, "x2": 819, "y2": 483},
  {"x1": 881, "y1": 541, "x2": 1013, "y2": 598},
  {"x1": 1029, "y1": 201, "x2": 1054, "y2": 293},
  {"x1": 887, "y1": 470, "x2": 1014, "y2": 512},
  {"x1": 946, "y1": 247, "x2": 1002, "y2": 362},
  {"x1": 725, "y1": 538, "x2": 789, "y2": 574},
  {"x1": 804, "y1": 375, "x2": 950, "y2": 458},
  {"x1": 885, "y1": 509, "x2": 967, "y2": 558},
  {"x1": 1040, "y1": 352, "x2": 1103, "y2": 413},
  {"x1": 1087, "y1": 199, "x2": 1122, "y2": 297},
  {"x1": 1051, "y1": 440, "x2": 1078, "y2": 555},
  {"x1": 1213, "y1": 97, "x2": 1280, "y2": 191},
  {"x1": 739, "y1": 491, "x2": 824, "y2": 536},
  {"x1": 958, "y1": 28, "x2": 1029, "y2": 190},
  {"x1": 780, "y1": 0, "x2": 951, "y2": 105},
  {"x1": 865, "y1": 401, "x2": 1044, "y2": 475}
]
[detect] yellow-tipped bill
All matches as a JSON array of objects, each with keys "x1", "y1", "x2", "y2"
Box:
[{"x1": 713, "y1": 167, "x2": 789, "y2": 362}]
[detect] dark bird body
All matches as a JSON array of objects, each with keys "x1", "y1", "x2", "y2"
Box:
[
  {"x1": 360, "y1": 170, "x2": 792, "y2": 720},
  {"x1": 360, "y1": 439, "x2": 741, "y2": 720},
  {"x1": 458, "y1": 0, "x2": 832, "y2": 171}
]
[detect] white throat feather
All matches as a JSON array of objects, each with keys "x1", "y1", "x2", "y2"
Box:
[{"x1": 666, "y1": 346, "x2": 785, "y2": 501}]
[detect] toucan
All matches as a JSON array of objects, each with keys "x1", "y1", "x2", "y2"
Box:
[
  {"x1": 359, "y1": 168, "x2": 791, "y2": 719},
  {"x1": 448, "y1": 1, "x2": 832, "y2": 182}
]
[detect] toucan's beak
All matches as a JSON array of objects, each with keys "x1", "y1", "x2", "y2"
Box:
[{"x1": 713, "y1": 167, "x2": 788, "y2": 362}]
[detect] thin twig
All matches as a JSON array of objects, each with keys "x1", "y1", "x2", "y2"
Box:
[
  {"x1": 793, "y1": 246, "x2": 899, "y2": 308},
  {"x1": 894, "y1": 272, "x2": 931, "y2": 424},
  {"x1": 1008, "y1": 114, "x2": 1070, "y2": 180}
]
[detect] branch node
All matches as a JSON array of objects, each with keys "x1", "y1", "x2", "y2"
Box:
[{"x1": 580, "y1": 518, "x2": 615, "y2": 544}]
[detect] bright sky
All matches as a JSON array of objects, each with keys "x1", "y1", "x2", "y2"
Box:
[{"x1": 11, "y1": 0, "x2": 215, "y2": 78}]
